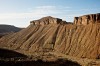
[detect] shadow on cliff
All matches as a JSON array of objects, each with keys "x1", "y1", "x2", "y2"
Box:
[
  {"x1": 0, "y1": 48, "x2": 81, "y2": 66},
  {"x1": 0, "y1": 59, "x2": 81, "y2": 66},
  {"x1": 0, "y1": 48, "x2": 27, "y2": 58}
]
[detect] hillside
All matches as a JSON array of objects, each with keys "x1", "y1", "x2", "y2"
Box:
[
  {"x1": 0, "y1": 13, "x2": 100, "y2": 66},
  {"x1": 0, "y1": 25, "x2": 22, "y2": 37}
]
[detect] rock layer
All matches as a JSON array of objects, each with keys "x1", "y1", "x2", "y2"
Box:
[
  {"x1": 30, "y1": 16, "x2": 67, "y2": 25},
  {"x1": 0, "y1": 14, "x2": 100, "y2": 60},
  {"x1": 74, "y1": 13, "x2": 100, "y2": 25}
]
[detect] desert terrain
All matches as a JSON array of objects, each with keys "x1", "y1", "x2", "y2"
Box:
[{"x1": 0, "y1": 13, "x2": 100, "y2": 66}]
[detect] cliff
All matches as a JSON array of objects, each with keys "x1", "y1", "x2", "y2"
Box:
[
  {"x1": 0, "y1": 13, "x2": 100, "y2": 65},
  {"x1": 30, "y1": 16, "x2": 67, "y2": 25},
  {"x1": 74, "y1": 13, "x2": 100, "y2": 25}
]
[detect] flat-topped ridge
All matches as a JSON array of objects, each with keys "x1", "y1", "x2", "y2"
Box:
[
  {"x1": 74, "y1": 13, "x2": 100, "y2": 25},
  {"x1": 30, "y1": 16, "x2": 67, "y2": 25},
  {"x1": 30, "y1": 13, "x2": 100, "y2": 26}
]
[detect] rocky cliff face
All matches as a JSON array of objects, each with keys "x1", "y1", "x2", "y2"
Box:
[
  {"x1": 0, "y1": 14, "x2": 100, "y2": 61},
  {"x1": 30, "y1": 16, "x2": 67, "y2": 25},
  {"x1": 74, "y1": 13, "x2": 100, "y2": 25}
]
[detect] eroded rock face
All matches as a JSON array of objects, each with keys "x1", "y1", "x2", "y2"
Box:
[
  {"x1": 30, "y1": 16, "x2": 67, "y2": 25},
  {"x1": 74, "y1": 13, "x2": 100, "y2": 25},
  {"x1": 0, "y1": 14, "x2": 100, "y2": 60}
]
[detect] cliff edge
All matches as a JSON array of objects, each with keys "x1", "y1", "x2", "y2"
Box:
[
  {"x1": 74, "y1": 13, "x2": 100, "y2": 25},
  {"x1": 30, "y1": 16, "x2": 67, "y2": 25}
]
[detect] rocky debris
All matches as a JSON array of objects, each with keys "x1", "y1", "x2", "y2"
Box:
[
  {"x1": 74, "y1": 13, "x2": 100, "y2": 25},
  {"x1": 30, "y1": 16, "x2": 67, "y2": 25}
]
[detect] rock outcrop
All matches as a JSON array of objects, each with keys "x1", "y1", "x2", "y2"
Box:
[
  {"x1": 30, "y1": 16, "x2": 67, "y2": 25},
  {"x1": 74, "y1": 13, "x2": 100, "y2": 25}
]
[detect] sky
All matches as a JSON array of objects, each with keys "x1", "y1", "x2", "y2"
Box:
[{"x1": 0, "y1": 0, "x2": 100, "y2": 27}]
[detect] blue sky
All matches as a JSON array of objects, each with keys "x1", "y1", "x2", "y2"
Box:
[{"x1": 0, "y1": 0, "x2": 100, "y2": 27}]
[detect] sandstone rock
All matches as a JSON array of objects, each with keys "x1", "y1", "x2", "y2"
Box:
[
  {"x1": 74, "y1": 17, "x2": 78, "y2": 24},
  {"x1": 96, "y1": 13, "x2": 100, "y2": 23},
  {"x1": 74, "y1": 13, "x2": 100, "y2": 25},
  {"x1": 30, "y1": 16, "x2": 67, "y2": 25}
]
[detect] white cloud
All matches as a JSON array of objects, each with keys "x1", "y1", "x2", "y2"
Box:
[
  {"x1": 0, "y1": 5, "x2": 99, "y2": 27},
  {"x1": 35, "y1": 6, "x2": 56, "y2": 9},
  {"x1": 0, "y1": 5, "x2": 73, "y2": 27},
  {"x1": 0, "y1": 5, "x2": 71, "y2": 20}
]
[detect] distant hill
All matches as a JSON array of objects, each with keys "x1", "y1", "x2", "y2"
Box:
[{"x1": 0, "y1": 24, "x2": 22, "y2": 37}]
